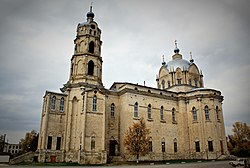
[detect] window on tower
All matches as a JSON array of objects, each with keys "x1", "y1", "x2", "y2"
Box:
[
  {"x1": 168, "y1": 81, "x2": 171, "y2": 88},
  {"x1": 51, "y1": 96, "x2": 56, "y2": 111},
  {"x1": 177, "y1": 79, "x2": 182, "y2": 85},
  {"x1": 60, "y1": 97, "x2": 64, "y2": 112},
  {"x1": 216, "y1": 106, "x2": 220, "y2": 121},
  {"x1": 195, "y1": 79, "x2": 198, "y2": 87},
  {"x1": 88, "y1": 60, "x2": 94, "y2": 76},
  {"x1": 111, "y1": 103, "x2": 115, "y2": 117},
  {"x1": 89, "y1": 41, "x2": 94, "y2": 53},
  {"x1": 161, "y1": 80, "x2": 165, "y2": 89},
  {"x1": 92, "y1": 95, "x2": 97, "y2": 111},
  {"x1": 47, "y1": 136, "x2": 52, "y2": 150}
]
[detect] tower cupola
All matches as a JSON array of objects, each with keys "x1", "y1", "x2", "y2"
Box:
[{"x1": 86, "y1": 5, "x2": 95, "y2": 21}]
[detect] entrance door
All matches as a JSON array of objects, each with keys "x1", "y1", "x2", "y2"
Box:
[
  {"x1": 109, "y1": 140, "x2": 117, "y2": 156},
  {"x1": 50, "y1": 156, "x2": 56, "y2": 163}
]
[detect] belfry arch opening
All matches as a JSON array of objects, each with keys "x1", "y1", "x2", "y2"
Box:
[
  {"x1": 88, "y1": 60, "x2": 94, "y2": 76},
  {"x1": 88, "y1": 41, "x2": 94, "y2": 53}
]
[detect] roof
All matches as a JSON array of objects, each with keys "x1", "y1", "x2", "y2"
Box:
[{"x1": 166, "y1": 58, "x2": 191, "y2": 71}]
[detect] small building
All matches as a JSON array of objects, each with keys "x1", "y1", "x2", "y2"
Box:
[{"x1": 4, "y1": 143, "x2": 22, "y2": 155}]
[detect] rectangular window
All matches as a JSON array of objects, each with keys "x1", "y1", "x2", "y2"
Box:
[
  {"x1": 149, "y1": 141, "x2": 153, "y2": 152},
  {"x1": 195, "y1": 141, "x2": 200, "y2": 152},
  {"x1": 56, "y1": 137, "x2": 61, "y2": 150},
  {"x1": 47, "y1": 136, "x2": 52, "y2": 150},
  {"x1": 208, "y1": 141, "x2": 213, "y2": 152},
  {"x1": 220, "y1": 140, "x2": 224, "y2": 154},
  {"x1": 174, "y1": 142, "x2": 177, "y2": 153}
]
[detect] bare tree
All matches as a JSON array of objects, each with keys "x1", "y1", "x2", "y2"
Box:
[{"x1": 123, "y1": 118, "x2": 150, "y2": 162}]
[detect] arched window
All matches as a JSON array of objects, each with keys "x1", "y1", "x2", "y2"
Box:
[
  {"x1": 195, "y1": 140, "x2": 200, "y2": 152},
  {"x1": 195, "y1": 79, "x2": 198, "y2": 87},
  {"x1": 51, "y1": 96, "x2": 56, "y2": 110},
  {"x1": 149, "y1": 138, "x2": 153, "y2": 152},
  {"x1": 161, "y1": 80, "x2": 165, "y2": 89},
  {"x1": 173, "y1": 138, "x2": 177, "y2": 153},
  {"x1": 192, "y1": 107, "x2": 197, "y2": 121},
  {"x1": 148, "y1": 104, "x2": 152, "y2": 119},
  {"x1": 88, "y1": 60, "x2": 94, "y2": 76},
  {"x1": 168, "y1": 81, "x2": 171, "y2": 88},
  {"x1": 92, "y1": 95, "x2": 97, "y2": 111},
  {"x1": 189, "y1": 79, "x2": 192, "y2": 86},
  {"x1": 91, "y1": 136, "x2": 95, "y2": 150},
  {"x1": 160, "y1": 106, "x2": 164, "y2": 120},
  {"x1": 59, "y1": 97, "x2": 64, "y2": 112},
  {"x1": 161, "y1": 138, "x2": 165, "y2": 152},
  {"x1": 204, "y1": 105, "x2": 210, "y2": 120},
  {"x1": 172, "y1": 108, "x2": 176, "y2": 123},
  {"x1": 88, "y1": 41, "x2": 94, "y2": 53},
  {"x1": 208, "y1": 140, "x2": 213, "y2": 152},
  {"x1": 134, "y1": 102, "x2": 138, "y2": 118},
  {"x1": 216, "y1": 106, "x2": 220, "y2": 121},
  {"x1": 111, "y1": 103, "x2": 115, "y2": 117}
]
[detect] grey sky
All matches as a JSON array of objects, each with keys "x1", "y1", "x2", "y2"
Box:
[{"x1": 0, "y1": 0, "x2": 249, "y2": 143}]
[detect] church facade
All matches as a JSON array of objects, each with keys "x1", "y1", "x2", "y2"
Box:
[{"x1": 37, "y1": 7, "x2": 228, "y2": 164}]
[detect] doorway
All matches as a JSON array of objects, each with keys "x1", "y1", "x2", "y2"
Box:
[
  {"x1": 50, "y1": 156, "x2": 56, "y2": 163},
  {"x1": 109, "y1": 140, "x2": 117, "y2": 156}
]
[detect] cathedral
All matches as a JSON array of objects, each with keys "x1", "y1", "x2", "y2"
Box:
[{"x1": 37, "y1": 7, "x2": 228, "y2": 164}]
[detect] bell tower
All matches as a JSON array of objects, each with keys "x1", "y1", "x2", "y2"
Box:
[{"x1": 68, "y1": 6, "x2": 103, "y2": 86}]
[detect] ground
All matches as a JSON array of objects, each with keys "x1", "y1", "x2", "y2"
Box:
[{"x1": 0, "y1": 160, "x2": 235, "y2": 168}]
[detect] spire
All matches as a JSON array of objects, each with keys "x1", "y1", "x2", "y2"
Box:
[
  {"x1": 162, "y1": 55, "x2": 166, "y2": 65},
  {"x1": 90, "y1": 2, "x2": 93, "y2": 12},
  {"x1": 86, "y1": 2, "x2": 95, "y2": 21},
  {"x1": 190, "y1": 51, "x2": 194, "y2": 63},
  {"x1": 174, "y1": 40, "x2": 180, "y2": 54}
]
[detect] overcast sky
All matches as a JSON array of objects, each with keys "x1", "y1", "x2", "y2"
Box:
[{"x1": 0, "y1": 0, "x2": 249, "y2": 143}]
